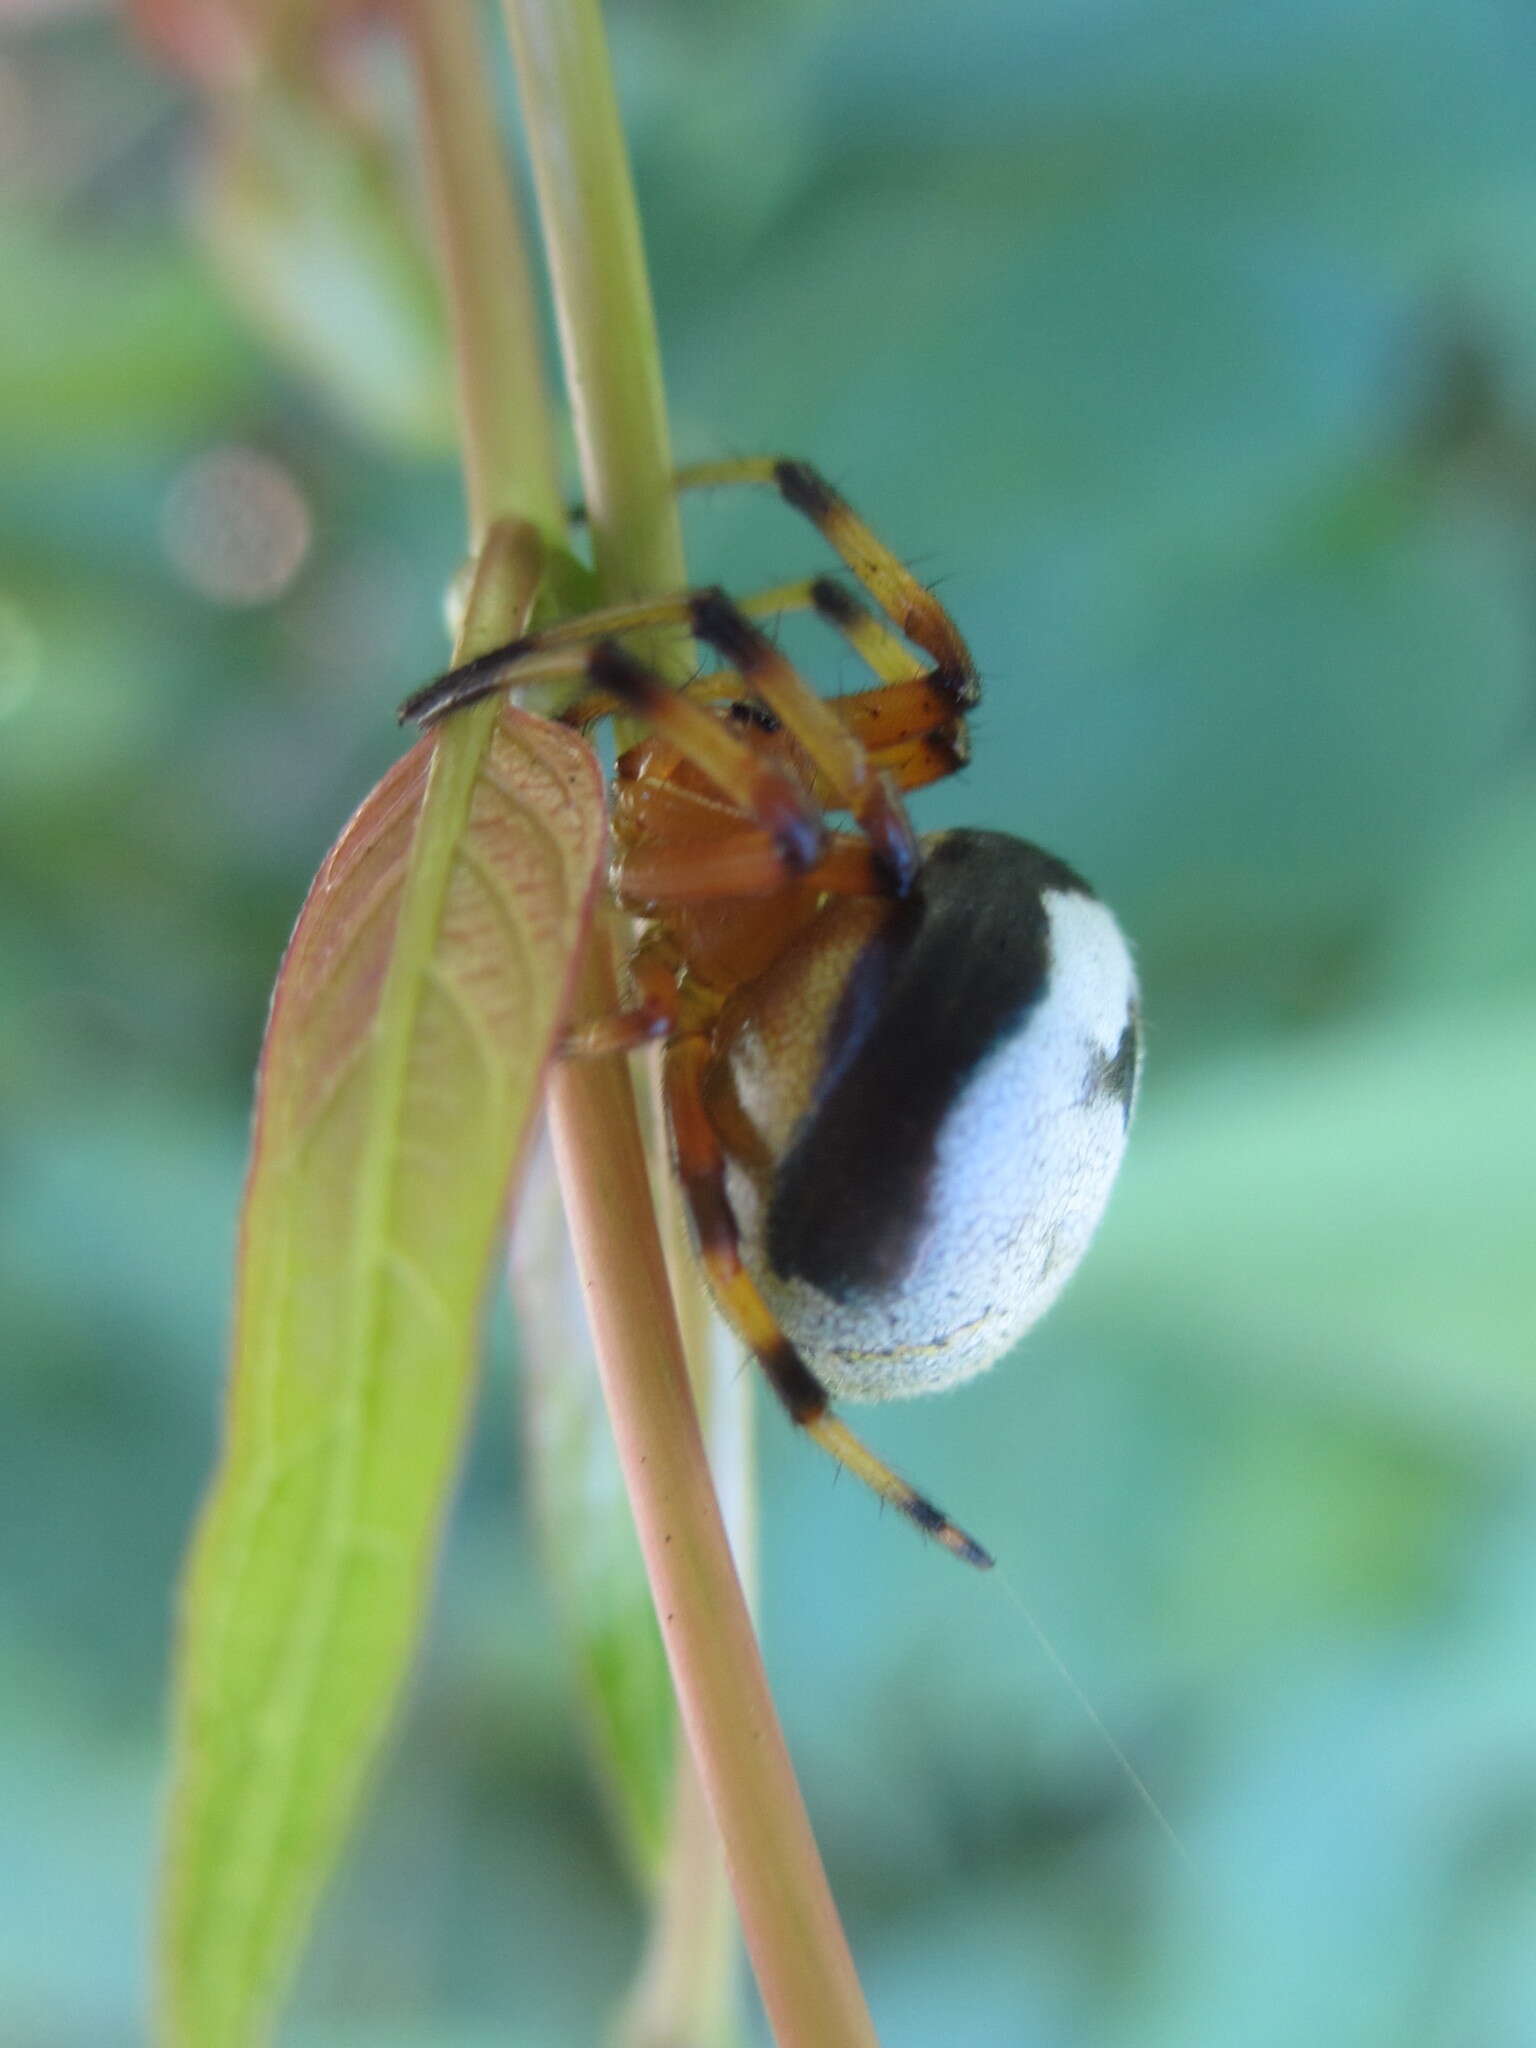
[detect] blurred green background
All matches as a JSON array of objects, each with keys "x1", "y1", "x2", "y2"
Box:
[{"x1": 4, "y1": 1, "x2": 1536, "y2": 2043}]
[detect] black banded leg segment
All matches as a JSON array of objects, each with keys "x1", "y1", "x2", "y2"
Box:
[
  {"x1": 688, "y1": 589, "x2": 921, "y2": 896},
  {"x1": 663, "y1": 1034, "x2": 994, "y2": 1569},
  {"x1": 805, "y1": 578, "x2": 971, "y2": 791},
  {"x1": 675, "y1": 457, "x2": 981, "y2": 709},
  {"x1": 587, "y1": 641, "x2": 827, "y2": 875},
  {"x1": 401, "y1": 576, "x2": 869, "y2": 728},
  {"x1": 403, "y1": 634, "x2": 827, "y2": 881},
  {"x1": 805, "y1": 573, "x2": 937, "y2": 689},
  {"x1": 399, "y1": 565, "x2": 969, "y2": 815}
]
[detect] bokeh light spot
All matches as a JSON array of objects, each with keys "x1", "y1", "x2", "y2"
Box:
[{"x1": 161, "y1": 445, "x2": 313, "y2": 606}]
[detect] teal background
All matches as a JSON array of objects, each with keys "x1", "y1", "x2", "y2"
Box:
[{"x1": 3, "y1": 1, "x2": 1535, "y2": 2043}]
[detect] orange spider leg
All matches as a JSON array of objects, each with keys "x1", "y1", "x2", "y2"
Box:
[
  {"x1": 615, "y1": 826, "x2": 896, "y2": 907},
  {"x1": 587, "y1": 642, "x2": 827, "y2": 874},
  {"x1": 615, "y1": 825, "x2": 810, "y2": 906},
  {"x1": 675, "y1": 457, "x2": 980, "y2": 707},
  {"x1": 803, "y1": 573, "x2": 943, "y2": 687},
  {"x1": 689, "y1": 575, "x2": 952, "y2": 708},
  {"x1": 404, "y1": 585, "x2": 924, "y2": 892},
  {"x1": 832, "y1": 675, "x2": 960, "y2": 748},
  {"x1": 826, "y1": 672, "x2": 971, "y2": 800},
  {"x1": 402, "y1": 638, "x2": 827, "y2": 878},
  {"x1": 869, "y1": 730, "x2": 971, "y2": 794},
  {"x1": 662, "y1": 1032, "x2": 992, "y2": 1568},
  {"x1": 790, "y1": 576, "x2": 972, "y2": 792},
  {"x1": 707, "y1": 571, "x2": 942, "y2": 696},
  {"x1": 614, "y1": 578, "x2": 970, "y2": 791},
  {"x1": 560, "y1": 932, "x2": 684, "y2": 1057},
  {"x1": 402, "y1": 577, "x2": 838, "y2": 727},
  {"x1": 686, "y1": 590, "x2": 920, "y2": 894}
]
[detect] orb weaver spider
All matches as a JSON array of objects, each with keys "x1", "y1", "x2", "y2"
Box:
[{"x1": 402, "y1": 459, "x2": 1141, "y2": 1569}]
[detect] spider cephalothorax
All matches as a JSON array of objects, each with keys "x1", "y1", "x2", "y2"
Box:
[{"x1": 403, "y1": 459, "x2": 1140, "y2": 1567}]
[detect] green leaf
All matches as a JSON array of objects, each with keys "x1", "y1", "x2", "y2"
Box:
[{"x1": 158, "y1": 610, "x2": 606, "y2": 2044}]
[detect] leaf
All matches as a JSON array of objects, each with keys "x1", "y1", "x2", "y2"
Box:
[{"x1": 158, "y1": 553, "x2": 606, "y2": 2044}]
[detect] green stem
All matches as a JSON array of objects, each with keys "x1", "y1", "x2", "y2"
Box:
[
  {"x1": 501, "y1": 5, "x2": 879, "y2": 2045},
  {"x1": 499, "y1": 0, "x2": 686, "y2": 630},
  {"x1": 402, "y1": 0, "x2": 562, "y2": 544}
]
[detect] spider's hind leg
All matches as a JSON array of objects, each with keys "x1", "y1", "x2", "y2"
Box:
[{"x1": 663, "y1": 1032, "x2": 993, "y2": 1570}]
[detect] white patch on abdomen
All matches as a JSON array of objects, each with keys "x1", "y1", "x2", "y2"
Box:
[{"x1": 739, "y1": 887, "x2": 1139, "y2": 1400}]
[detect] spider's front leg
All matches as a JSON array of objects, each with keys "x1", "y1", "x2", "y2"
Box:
[
  {"x1": 403, "y1": 634, "x2": 830, "y2": 878},
  {"x1": 683, "y1": 590, "x2": 919, "y2": 894},
  {"x1": 401, "y1": 595, "x2": 938, "y2": 893}
]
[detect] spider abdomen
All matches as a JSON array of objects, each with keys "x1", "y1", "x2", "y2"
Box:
[{"x1": 704, "y1": 829, "x2": 1140, "y2": 1399}]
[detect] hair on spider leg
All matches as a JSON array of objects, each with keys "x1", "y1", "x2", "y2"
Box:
[{"x1": 904, "y1": 553, "x2": 956, "y2": 581}]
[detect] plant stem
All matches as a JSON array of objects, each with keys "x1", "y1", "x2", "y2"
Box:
[
  {"x1": 543, "y1": 948, "x2": 879, "y2": 2048},
  {"x1": 501, "y1": 4, "x2": 879, "y2": 2043},
  {"x1": 498, "y1": 0, "x2": 686, "y2": 635},
  {"x1": 401, "y1": 0, "x2": 562, "y2": 544}
]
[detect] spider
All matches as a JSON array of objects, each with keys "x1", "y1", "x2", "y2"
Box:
[{"x1": 401, "y1": 459, "x2": 1141, "y2": 1569}]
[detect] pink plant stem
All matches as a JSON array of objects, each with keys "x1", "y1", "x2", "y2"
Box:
[{"x1": 545, "y1": 945, "x2": 880, "y2": 2048}]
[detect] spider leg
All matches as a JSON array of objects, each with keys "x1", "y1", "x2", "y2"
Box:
[
  {"x1": 399, "y1": 578, "x2": 840, "y2": 728},
  {"x1": 777, "y1": 575, "x2": 971, "y2": 793},
  {"x1": 799, "y1": 571, "x2": 942, "y2": 686},
  {"x1": 675, "y1": 458, "x2": 980, "y2": 709},
  {"x1": 830, "y1": 673, "x2": 960, "y2": 748},
  {"x1": 401, "y1": 573, "x2": 931, "y2": 725},
  {"x1": 686, "y1": 590, "x2": 920, "y2": 894},
  {"x1": 830, "y1": 666, "x2": 971, "y2": 796},
  {"x1": 615, "y1": 827, "x2": 902, "y2": 907},
  {"x1": 404, "y1": 639, "x2": 828, "y2": 878},
  {"x1": 559, "y1": 932, "x2": 684, "y2": 1057},
  {"x1": 663, "y1": 1033, "x2": 992, "y2": 1569},
  {"x1": 771, "y1": 574, "x2": 971, "y2": 794},
  {"x1": 869, "y1": 728, "x2": 971, "y2": 794},
  {"x1": 403, "y1": 585, "x2": 924, "y2": 892}
]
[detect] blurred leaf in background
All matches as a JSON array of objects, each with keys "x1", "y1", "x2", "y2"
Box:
[{"x1": 2, "y1": 1, "x2": 1534, "y2": 2044}]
